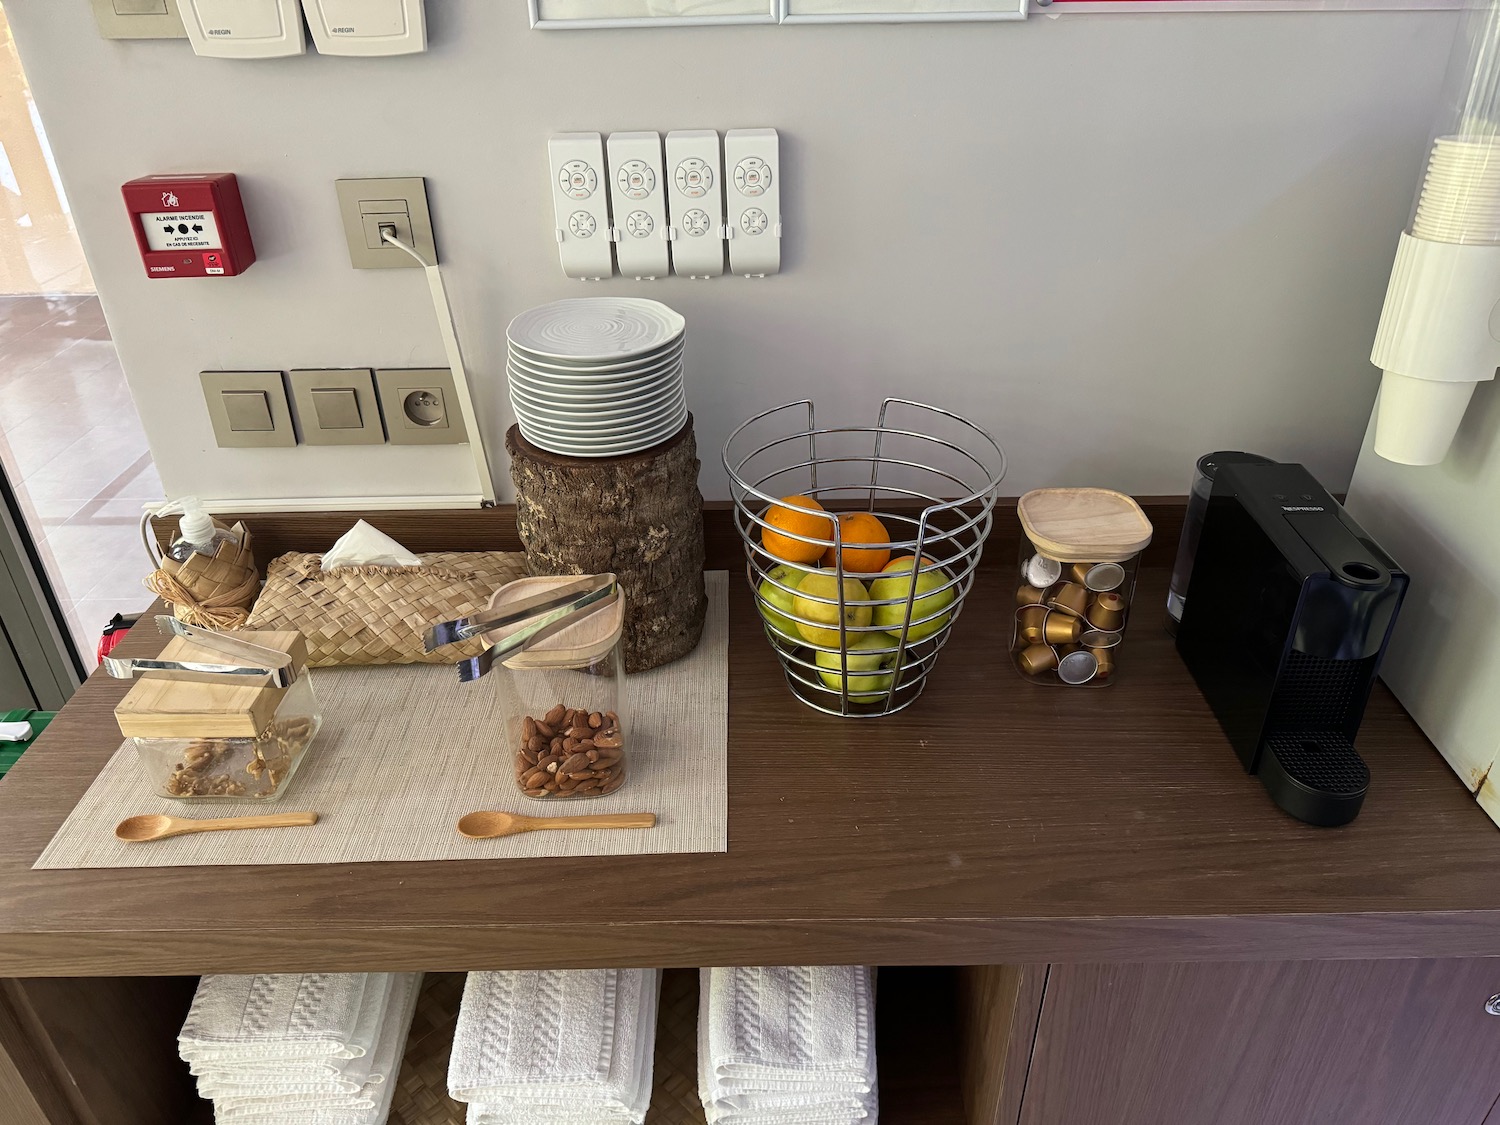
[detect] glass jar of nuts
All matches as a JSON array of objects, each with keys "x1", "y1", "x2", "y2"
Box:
[
  {"x1": 1012, "y1": 488, "x2": 1153, "y2": 687},
  {"x1": 112, "y1": 628, "x2": 322, "y2": 800},
  {"x1": 490, "y1": 576, "x2": 628, "y2": 800}
]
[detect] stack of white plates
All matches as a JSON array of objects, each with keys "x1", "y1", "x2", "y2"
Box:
[{"x1": 506, "y1": 298, "x2": 689, "y2": 458}]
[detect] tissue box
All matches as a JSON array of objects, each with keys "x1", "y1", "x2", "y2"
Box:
[{"x1": 246, "y1": 551, "x2": 527, "y2": 667}]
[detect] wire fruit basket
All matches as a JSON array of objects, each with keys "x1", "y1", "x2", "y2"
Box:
[{"x1": 725, "y1": 399, "x2": 1007, "y2": 717}]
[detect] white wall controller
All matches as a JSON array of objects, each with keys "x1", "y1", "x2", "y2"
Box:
[
  {"x1": 723, "y1": 128, "x2": 781, "y2": 278},
  {"x1": 303, "y1": 0, "x2": 426, "y2": 55},
  {"x1": 605, "y1": 132, "x2": 670, "y2": 281},
  {"x1": 665, "y1": 130, "x2": 725, "y2": 279},
  {"x1": 548, "y1": 133, "x2": 615, "y2": 281},
  {"x1": 179, "y1": 0, "x2": 306, "y2": 57}
]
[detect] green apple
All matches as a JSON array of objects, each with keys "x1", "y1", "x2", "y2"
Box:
[
  {"x1": 870, "y1": 555, "x2": 955, "y2": 641},
  {"x1": 815, "y1": 632, "x2": 899, "y2": 700},
  {"x1": 757, "y1": 564, "x2": 808, "y2": 646},
  {"x1": 792, "y1": 572, "x2": 873, "y2": 647}
]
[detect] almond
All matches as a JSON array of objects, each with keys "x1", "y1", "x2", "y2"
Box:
[
  {"x1": 561, "y1": 752, "x2": 591, "y2": 774},
  {"x1": 593, "y1": 733, "x2": 622, "y2": 750},
  {"x1": 535, "y1": 721, "x2": 555, "y2": 739},
  {"x1": 545, "y1": 705, "x2": 566, "y2": 726},
  {"x1": 589, "y1": 712, "x2": 603, "y2": 729},
  {"x1": 522, "y1": 716, "x2": 537, "y2": 741}
]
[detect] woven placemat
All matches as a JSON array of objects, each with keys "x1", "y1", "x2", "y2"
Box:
[
  {"x1": 389, "y1": 970, "x2": 705, "y2": 1125},
  {"x1": 34, "y1": 573, "x2": 728, "y2": 870}
]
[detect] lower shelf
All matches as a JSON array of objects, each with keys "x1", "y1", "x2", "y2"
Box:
[{"x1": 189, "y1": 967, "x2": 969, "y2": 1125}]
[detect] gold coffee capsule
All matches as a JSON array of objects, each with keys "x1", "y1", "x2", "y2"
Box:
[
  {"x1": 1017, "y1": 644, "x2": 1059, "y2": 675},
  {"x1": 1087, "y1": 591, "x2": 1127, "y2": 631},
  {"x1": 1043, "y1": 612, "x2": 1082, "y2": 644},
  {"x1": 1048, "y1": 582, "x2": 1090, "y2": 617},
  {"x1": 1084, "y1": 562, "x2": 1126, "y2": 593},
  {"x1": 1091, "y1": 647, "x2": 1116, "y2": 681},
  {"x1": 1017, "y1": 605, "x2": 1047, "y2": 645},
  {"x1": 1080, "y1": 628, "x2": 1122, "y2": 649},
  {"x1": 1058, "y1": 650, "x2": 1099, "y2": 685},
  {"x1": 1066, "y1": 562, "x2": 1093, "y2": 586},
  {"x1": 1017, "y1": 584, "x2": 1047, "y2": 607}
]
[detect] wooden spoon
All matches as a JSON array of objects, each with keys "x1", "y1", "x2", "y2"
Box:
[
  {"x1": 457, "y1": 810, "x2": 656, "y2": 840},
  {"x1": 115, "y1": 811, "x2": 319, "y2": 842}
]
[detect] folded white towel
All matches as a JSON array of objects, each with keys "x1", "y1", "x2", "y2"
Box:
[
  {"x1": 192, "y1": 973, "x2": 398, "y2": 1098},
  {"x1": 180, "y1": 973, "x2": 380, "y2": 1062},
  {"x1": 699, "y1": 966, "x2": 877, "y2": 1125},
  {"x1": 209, "y1": 972, "x2": 421, "y2": 1125},
  {"x1": 451, "y1": 968, "x2": 660, "y2": 1125}
]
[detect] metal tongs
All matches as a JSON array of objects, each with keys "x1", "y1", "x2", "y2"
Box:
[
  {"x1": 425, "y1": 574, "x2": 618, "y2": 682},
  {"x1": 102, "y1": 617, "x2": 296, "y2": 688}
]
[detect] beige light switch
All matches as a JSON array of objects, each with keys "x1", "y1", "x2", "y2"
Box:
[
  {"x1": 89, "y1": 0, "x2": 187, "y2": 37},
  {"x1": 289, "y1": 369, "x2": 385, "y2": 446},
  {"x1": 312, "y1": 388, "x2": 363, "y2": 430},
  {"x1": 223, "y1": 390, "x2": 274, "y2": 431},
  {"x1": 201, "y1": 371, "x2": 296, "y2": 449}
]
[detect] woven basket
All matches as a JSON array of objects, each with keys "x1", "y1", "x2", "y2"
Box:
[
  {"x1": 145, "y1": 524, "x2": 260, "y2": 629},
  {"x1": 390, "y1": 969, "x2": 705, "y2": 1125},
  {"x1": 246, "y1": 551, "x2": 527, "y2": 667}
]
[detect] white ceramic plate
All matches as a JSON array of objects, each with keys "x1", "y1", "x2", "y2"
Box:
[
  {"x1": 518, "y1": 402, "x2": 688, "y2": 444},
  {"x1": 506, "y1": 338, "x2": 685, "y2": 379},
  {"x1": 507, "y1": 360, "x2": 683, "y2": 401},
  {"x1": 510, "y1": 376, "x2": 687, "y2": 420},
  {"x1": 506, "y1": 298, "x2": 685, "y2": 361},
  {"x1": 511, "y1": 391, "x2": 686, "y2": 430},
  {"x1": 518, "y1": 405, "x2": 688, "y2": 450}
]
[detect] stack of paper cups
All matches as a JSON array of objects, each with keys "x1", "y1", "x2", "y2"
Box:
[
  {"x1": 1411, "y1": 135, "x2": 1500, "y2": 245},
  {"x1": 1369, "y1": 137, "x2": 1500, "y2": 465}
]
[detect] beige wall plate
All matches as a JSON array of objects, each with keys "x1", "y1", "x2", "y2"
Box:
[
  {"x1": 335, "y1": 177, "x2": 437, "y2": 269},
  {"x1": 201, "y1": 371, "x2": 296, "y2": 449},
  {"x1": 89, "y1": 0, "x2": 188, "y2": 37},
  {"x1": 374, "y1": 368, "x2": 468, "y2": 445},
  {"x1": 288, "y1": 368, "x2": 386, "y2": 446}
]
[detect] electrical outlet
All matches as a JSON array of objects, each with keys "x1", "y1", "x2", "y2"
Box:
[
  {"x1": 373, "y1": 368, "x2": 468, "y2": 445},
  {"x1": 335, "y1": 177, "x2": 436, "y2": 269}
]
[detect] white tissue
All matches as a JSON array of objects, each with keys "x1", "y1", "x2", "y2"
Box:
[{"x1": 321, "y1": 521, "x2": 422, "y2": 572}]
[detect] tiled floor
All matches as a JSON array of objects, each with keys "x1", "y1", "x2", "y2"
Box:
[{"x1": 0, "y1": 295, "x2": 161, "y2": 663}]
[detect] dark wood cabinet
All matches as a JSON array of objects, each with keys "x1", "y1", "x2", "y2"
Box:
[{"x1": 1014, "y1": 959, "x2": 1500, "y2": 1125}]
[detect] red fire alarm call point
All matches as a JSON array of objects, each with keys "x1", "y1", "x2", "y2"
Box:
[{"x1": 121, "y1": 174, "x2": 256, "y2": 279}]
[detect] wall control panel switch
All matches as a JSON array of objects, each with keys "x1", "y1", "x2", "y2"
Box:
[
  {"x1": 374, "y1": 368, "x2": 468, "y2": 444},
  {"x1": 335, "y1": 177, "x2": 436, "y2": 269},
  {"x1": 90, "y1": 0, "x2": 188, "y2": 38},
  {"x1": 303, "y1": 0, "x2": 426, "y2": 55},
  {"x1": 723, "y1": 128, "x2": 782, "y2": 278},
  {"x1": 180, "y1": 0, "x2": 306, "y2": 56},
  {"x1": 606, "y1": 132, "x2": 669, "y2": 281},
  {"x1": 288, "y1": 368, "x2": 386, "y2": 445},
  {"x1": 549, "y1": 133, "x2": 614, "y2": 281},
  {"x1": 665, "y1": 130, "x2": 725, "y2": 279},
  {"x1": 201, "y1": 371, "x2": 296, "y2": 448}
]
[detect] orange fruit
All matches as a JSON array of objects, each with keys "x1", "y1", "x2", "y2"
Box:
[
  {"x1": 761, "y1": 495, "x2": 833, "y2": 563},
  {"x1": 822, "y1": 512, "x2": 892, "y2": 574}
]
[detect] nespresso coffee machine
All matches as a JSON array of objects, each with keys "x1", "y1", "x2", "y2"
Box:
[{"x1": 1176, "y1": 462, "x2": 1407, "y2": 826}]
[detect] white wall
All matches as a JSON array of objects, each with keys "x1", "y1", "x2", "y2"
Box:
[{"x1": 2, "y1": 3, "x2": 1459, "y2": 503}]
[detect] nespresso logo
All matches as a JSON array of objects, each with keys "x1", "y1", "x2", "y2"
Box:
[{"x1": 1282, "y1": 505, "x2": 1325, "y2": 512}]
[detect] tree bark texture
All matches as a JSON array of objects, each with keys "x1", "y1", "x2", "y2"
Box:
[{"x1": 506, "y1": 419, "x2": 707, "y2": 673}]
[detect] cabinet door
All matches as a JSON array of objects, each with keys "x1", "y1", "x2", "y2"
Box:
[{"x1": 1020, "y1": 959, "x2": 1500, "y2": 1125}]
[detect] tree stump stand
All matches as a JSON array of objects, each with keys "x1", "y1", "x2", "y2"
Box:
[{"x1": 506, "y1": 418, "x2": 707, "y2": 673}]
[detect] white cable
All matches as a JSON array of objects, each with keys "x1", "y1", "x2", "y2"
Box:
[{"x1": 381, "y1": 229, "x2": 497, "y2": 504}]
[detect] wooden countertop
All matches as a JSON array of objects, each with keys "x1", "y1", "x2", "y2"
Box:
[{"x1": 0, "y1": 565, "x2": 1497, "y2": 976}]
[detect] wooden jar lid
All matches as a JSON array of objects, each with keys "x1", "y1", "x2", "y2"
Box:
[
  {"x1": 1017, "y1": 488, "x2": 1154, "y2": 563},
  {"x1": 485, "y1": 575, "x2": 626, "y2": 669},
  {"x1": 115, "y1": 630, "x2": 308, "y2": 740}
]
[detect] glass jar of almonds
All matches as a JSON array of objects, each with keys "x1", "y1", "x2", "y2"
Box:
[{"x1": 493, "y1": 576, "x2": 628, "y2": 799}]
